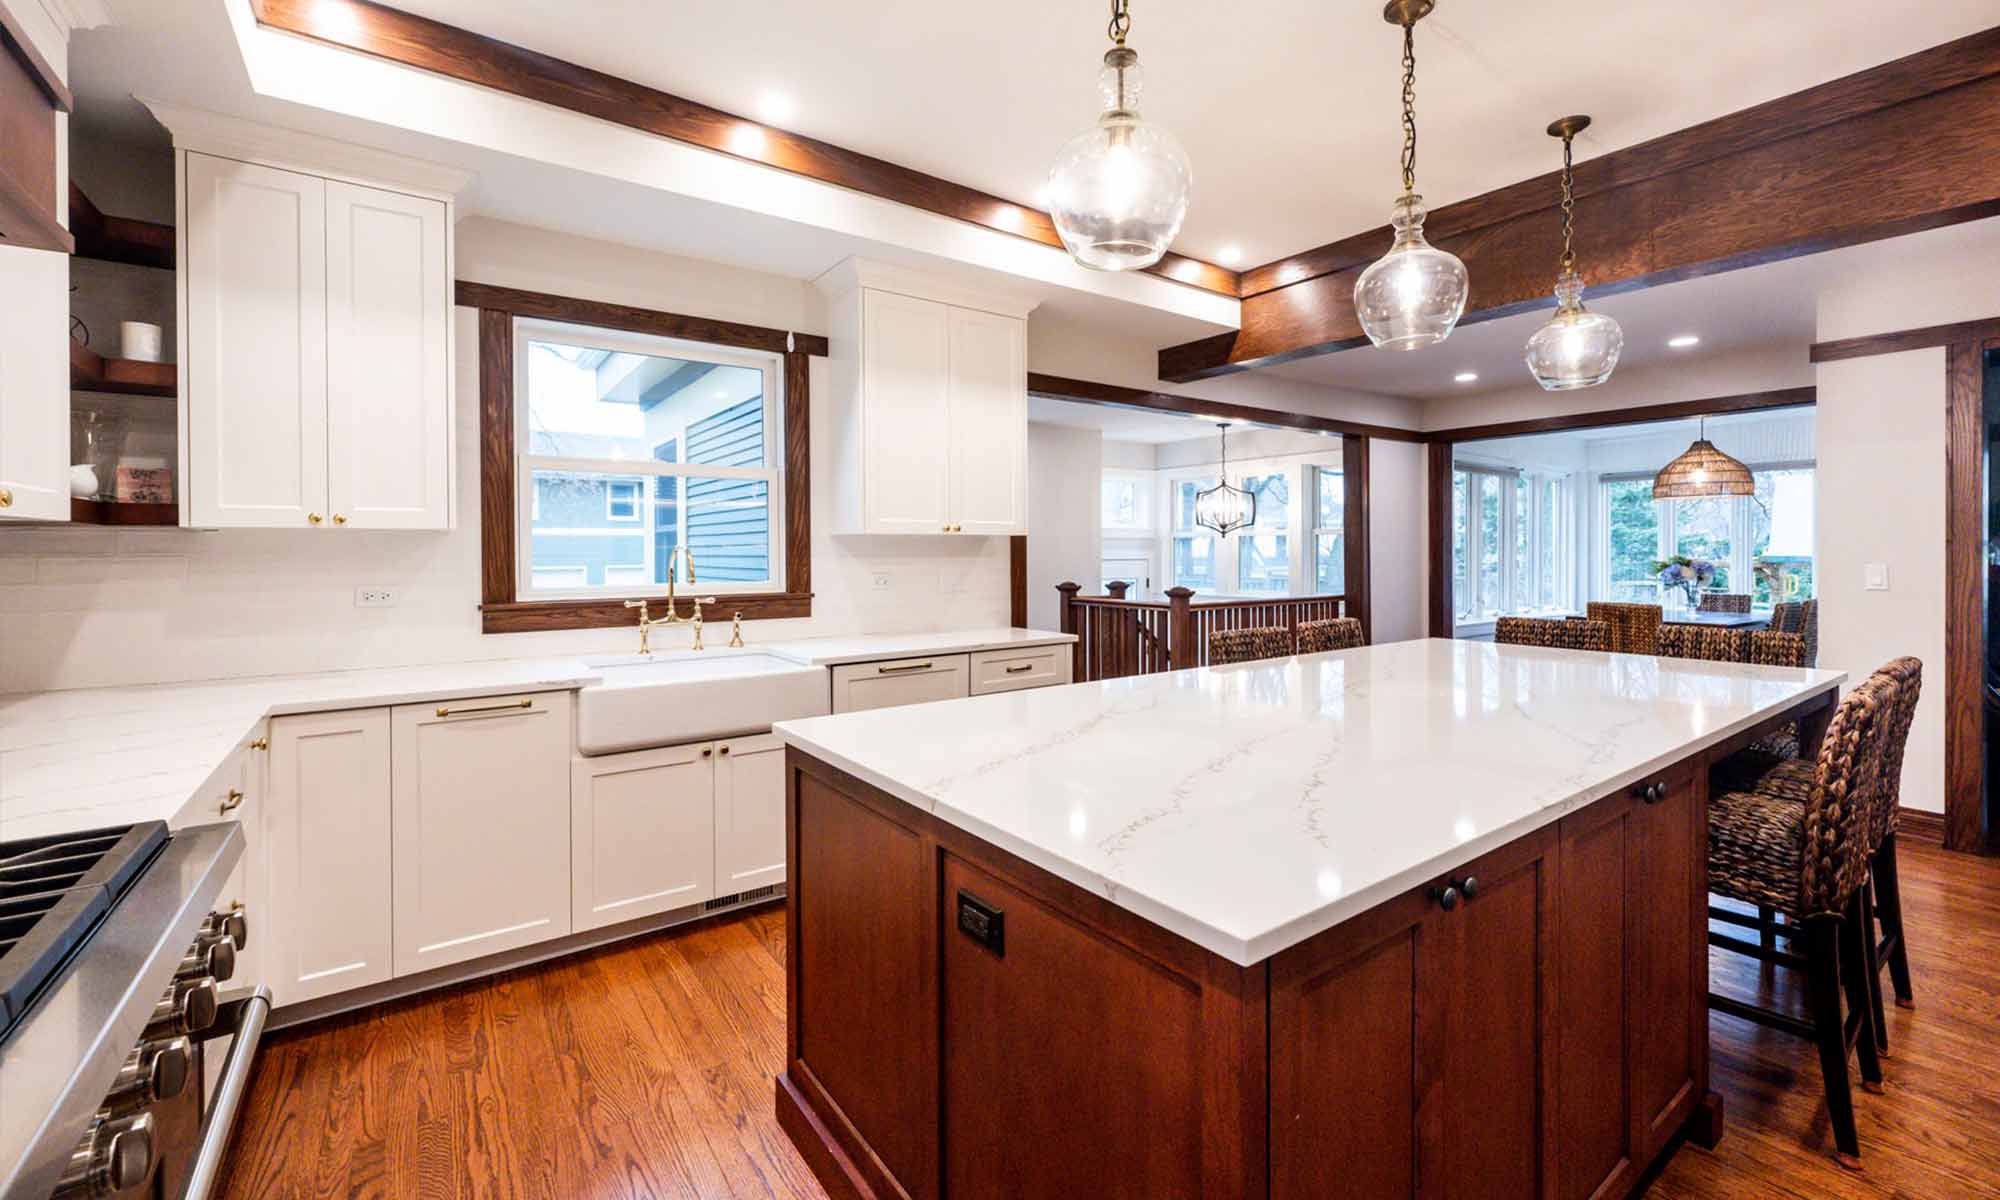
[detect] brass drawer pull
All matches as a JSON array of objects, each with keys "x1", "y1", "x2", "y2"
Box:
[
  {"x1": 1003, "y1": 663, "x2": 1036, "y2": 675},
  {"x1": 877, "y1": 661, "x2": 935, "y2": 674},
  {"x1": 219, "y1": 788, "x2": 244, "y2": 814},
  {"x1": 249, "y1": 737, "x2": 269, "y2": 751},
  {"x1": 434, "y1": 698, "x2": 534, "y2": 718}
]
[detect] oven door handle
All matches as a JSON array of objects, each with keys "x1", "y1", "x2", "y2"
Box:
[{"x1": 183, "y1": 985, "x2": 272, "y2": 1200}]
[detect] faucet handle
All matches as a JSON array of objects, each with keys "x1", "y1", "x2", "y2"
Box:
[
  {"x1": 692, "y1": 596, "x2": 717, "y2": 608},
  {"x1": 623, "y1": 599, "x2": 651, "y2": 624}
]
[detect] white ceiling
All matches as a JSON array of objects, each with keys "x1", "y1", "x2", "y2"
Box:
[
  {"x1": 377, "y1": 0, "x2": 1996, "y2": 267},
  {"x1": 1028, "y1": 395, "x2": 1230, "y2": 444}
]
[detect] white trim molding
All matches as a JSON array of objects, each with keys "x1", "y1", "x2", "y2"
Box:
[{"x1": 136, "y1": 97, "x2": 475, "y2": 201}]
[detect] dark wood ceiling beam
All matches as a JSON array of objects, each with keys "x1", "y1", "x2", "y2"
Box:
[
  {"x1": 1163, "y1": 26, "x2": 2000, "y2": 382},
  {"x1": 249, "y1": 0, "x2": 1239, "y2": 298}
]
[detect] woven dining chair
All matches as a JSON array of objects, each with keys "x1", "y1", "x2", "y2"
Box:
[
  {"x1": 1706, "y1": 671, "x2": 1895, "y2": 1167},
  {"x1": 1773, "y1": 599, "x2": 1821, "y2": 667},
  {"x1": 1697, "y1": 592, "x2": 1753, "y2": 614},
  {"x1": 1207, "y1": 625, "x2": 1293, "y2": 666},
  {"x1": 1296, "y1": 617, "x2": 1366, "y2": 654},
  {"x1": 1495, "y1": 616, "x2": 1610, "y2": 652},
  {"x1": 1585, "y1": 601, "x2": 1663, "y2": 655},
  {"x1": 1655, "y1": 623, "x2": 1749, "y2": 662}
]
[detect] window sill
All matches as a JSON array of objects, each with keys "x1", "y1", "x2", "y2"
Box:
[{"x1": 481, "y1": 590, "x2": 812, "y2": 634}]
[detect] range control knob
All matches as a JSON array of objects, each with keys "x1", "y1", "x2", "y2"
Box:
[
  {"x1": 201, "y1": 903, "x2": 249, "y2": 951},
  {"x1": 180, "y1": 934, "x2": 236, "y2": 984},
  {"x1": 52, "y1": 1112, "x2": 154, "y2": 1197},
  {"x1": 104, "y1": 1037, "x2": 191, "y2": 1113},
  {"x1": 144, "y1": 978, "x2": 217, "y2": 1040}
]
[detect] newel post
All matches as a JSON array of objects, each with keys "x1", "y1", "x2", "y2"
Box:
[
  {"x1": 1166, "y1": 587, "x2": 1194, "y2": 669},
  {"x1": 1057, "y1": 581, "x2": 1082, "y2": 681},
  {"x1": 1105, "y1": 580, "x2": 1130, "y2": 599}
]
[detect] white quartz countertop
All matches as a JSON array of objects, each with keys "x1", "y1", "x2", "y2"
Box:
[
  {"x1": 0, "y1": 628, "x2": 1073, "y2": 841},
  {"x1": 774, "y1": 638, "x2": 1846, "y2": 967},
  {"x1": 763, "y1": 628, "x2": 1073, "y2": 666}
]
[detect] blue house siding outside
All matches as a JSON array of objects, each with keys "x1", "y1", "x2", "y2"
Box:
[{"x1": 686, "y1": 397, "x2": 770, "y2": 582}]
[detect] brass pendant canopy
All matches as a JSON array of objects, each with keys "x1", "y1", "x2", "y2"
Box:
[{"x1": 1652, "y1": 419, "x2": 1754, "y2": 499}]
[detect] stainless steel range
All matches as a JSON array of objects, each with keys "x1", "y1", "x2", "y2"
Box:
[{"x1": 0, "y1": 820, "x2": 269, "y2": 1199}]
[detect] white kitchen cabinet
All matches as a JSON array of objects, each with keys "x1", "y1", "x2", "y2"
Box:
[
  {"x1": 391, "y1": 692, "x2": 572, "y2": 976},
  {"x1": 179, "y1": 148, "x2": 451, "y2": 531},
  {"x1": 265, "y1": 707, "x2": 394, "y2": 1006},
  {"x1": 822, "y1": 261, "x2": 1033, "y2": 536},
  {"x1": 830, "y1": 653, "x2": 973, "y2": 714},
  {"x1": 968, "y1": 644, "x2": 1072, "y2": 695},
  {"x1": 946, "y1": 306, "x2": 1027, "y2": 535},
  {"x1": 714, "y1": 733, "x2": 787, "y2": 894},
  {"x1": 169, "y1": 725, "x2": 269, "y2": 997},
  {"x1": 0, "y1": 244, "x2": 71, "y2": 522},
  {"x1": 571, "y1": 741, "x2": 717, "y2": 932}
]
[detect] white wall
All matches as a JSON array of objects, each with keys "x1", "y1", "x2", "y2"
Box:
[
  {"x1": 0, "y1": 219, "x2": 1016, "y2": 692},
  {"x1": 1810, "y1": 217, "x2": 2000, "y2": 815},
  {"x1": 1025, "y1": 423, "x2": 1103, "y2": 632},
  {"x1": 1370, "y1": 439, "x2": 1427, "y2": 644}
]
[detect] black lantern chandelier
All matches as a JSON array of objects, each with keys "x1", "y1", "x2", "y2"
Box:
[{"x1": 1194, "y1": 423, "x2": 1255, "y2": 537}]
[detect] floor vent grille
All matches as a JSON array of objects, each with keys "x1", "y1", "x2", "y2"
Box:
[{"x1": 704, "y1": 885, "x2": 778, "y2": 912}]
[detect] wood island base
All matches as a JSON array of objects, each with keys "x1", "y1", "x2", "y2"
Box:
[{"x1": 776, "y1": 720, "x2": 1768, "y2": 1200}]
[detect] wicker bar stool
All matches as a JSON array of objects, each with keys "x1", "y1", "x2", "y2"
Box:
[
  {"x1": 1207, "y1": 625, "x2": 1293, "y2": 666},
  {"x1": 1706, "y1": 671, "x2": 1896, "y2": 1167},
  {"x1": 1585, "y1": 601, "x2": 1663, "y2": 655},
  {"x1": 1297, "y1": 617, "x2": 1365, "y2": 654},
  {"x1": 1494, "y1": 616, "x2": 1610, "y2": 651},
  {"x1": 1864, "y1": 657, "x2": 1923, "y2": 1047},
  {"x1": 1698, "y1": 592, "x2": 1753, "y2": 613},
  {"x1": 1655, "y1": 623, "x2": 1748, "y2": 662}
]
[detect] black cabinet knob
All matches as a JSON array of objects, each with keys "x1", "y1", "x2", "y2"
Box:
[
  {"x1": 1460, "y1": 876, "x2": 1480, "y2": 901},
  {"x1": 1433, "y1": 885, "x2": 1460, "y2": 912}
]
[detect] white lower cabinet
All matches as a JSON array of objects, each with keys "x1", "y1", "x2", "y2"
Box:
[
  {"x1": 831, "y1": 654, "x2": 973, "y2": 714},
  {"x1": 265, "y1": 708, "x2": 395, "y2": 1006},
  {"x1": 570, "y1": 741, "x2": 717, "y2": 933},
  {"x1": 714, "y1": 733, "x2": 787, "y2": 894},
  {"x1": 391, "y1": 692, "x2": 572, "y2": 976}
]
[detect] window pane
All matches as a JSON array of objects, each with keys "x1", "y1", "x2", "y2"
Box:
[
  {"x1": 1752, "y1": 467, "x2": 1815, "y2": 606},
  {"x1": 1513, "y1": 476, "x2": 1529, "y2": 613},
  {"x1": 1604, "y1": 478, "x2": 1661, "y2": 603},
  {"x1": 1478, "y1": 474, "x2": 1502, "y2": 618},
  {"x1": 1102, "y1": 477, "x2": 1138, "y2": 528},
  {"x1": 1172, "y1": 535, "x2": 1215, "y2": 590},
  {"x1": 1452, "y1": 471, "x2": 1470, "y2": 619},
  {"x1": 526, "y1": 338, "x2": 768, "y2": 466},
  {"x1": 1240, "y1": 534, "x2": 1288, "y2": 593},
  {"x1": 1673, "y1": 496, "x2": 1733, "y2": 592},
  {"x1": 1538, "y1": 478, "x2": 1559, "y2": 609},
  {"x1": 527, "y1": 469, "x2": 771, "y2": 591},
  {"x1": 1175, "y1": 478, "x2": 1217, "y2": 530},
  {"x1": 1318, "y1": 468, "x2": 1343, "y2": 530},
  {"x1": 1244, "y1": 473, "x2": 1289, "y2": 530},
  {"x1": 1316, "y1": 532, "x2": 1343, "y2": 594}
]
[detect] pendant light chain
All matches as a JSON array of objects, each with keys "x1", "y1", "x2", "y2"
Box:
[
  {"x1": 1399, "y1": 21, "x2": 1418, "y2": 195},
  {"x1": 1557, "y1": 129, "x2": 1577, "y2": 273},
  {"x1": 1108, "y1": 0, "x2": 1130, "y2": 46}
]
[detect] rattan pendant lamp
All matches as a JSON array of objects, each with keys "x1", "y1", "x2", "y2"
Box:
[{"x1": 1652, "y1": 416, "x2": 1753, "y2": 499}]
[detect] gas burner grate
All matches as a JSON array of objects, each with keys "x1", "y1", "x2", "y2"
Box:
[{"x1": 0, "y1": 823, "x2": 168, "y2": 1037}]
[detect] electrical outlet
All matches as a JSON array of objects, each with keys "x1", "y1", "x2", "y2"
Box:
[
  {"x1": 871, "y1": 572, "x2": 892, "y2": 591},
  {"x1": 355, "y1": 586, "x2": 399, "y2": 608}
]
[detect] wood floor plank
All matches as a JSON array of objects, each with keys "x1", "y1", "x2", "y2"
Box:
[{"x1": 217, "y1": 841, "x2": 2000, "y2": 1198}]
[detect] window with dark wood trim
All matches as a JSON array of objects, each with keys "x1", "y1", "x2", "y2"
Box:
[{"x1": 461, "y1": 282, "x2": 825, "y2": 634}]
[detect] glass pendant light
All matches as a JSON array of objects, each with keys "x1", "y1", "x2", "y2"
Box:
[
  {"x1": 1354, "y1": 0, "x2": 1468, "y2": 351},
  {"x1": 1047, "y1": 0, "x2": 1192, "y2": 272},
  {"x1": 1525, "y1": 115, "x2": 1624, "y2": 390},
  {"x1": 1194, "y1": 424, "x2": 1255, "y2": 537},
  {"x1": 1653, "y1": 417, "x2": 1754, "y2": 499}
]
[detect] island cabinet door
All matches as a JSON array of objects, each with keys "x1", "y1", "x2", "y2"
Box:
[{"x1": 1270, "y1": 827, "x2": 1555, "y2": 1200}]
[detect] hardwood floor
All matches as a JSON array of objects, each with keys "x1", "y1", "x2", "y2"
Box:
[{"x1": 216, "y1": 839, "x2": 2000, "y2": 1199}]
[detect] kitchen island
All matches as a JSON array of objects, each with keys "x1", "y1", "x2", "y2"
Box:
[{"x1": 772, "y1": 638, "x2": 1842, "y2": 1200}]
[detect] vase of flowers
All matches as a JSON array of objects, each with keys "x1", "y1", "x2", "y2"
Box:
[{"x1": 1652, "y1": 555, "x2": 1715, "y2": 610}]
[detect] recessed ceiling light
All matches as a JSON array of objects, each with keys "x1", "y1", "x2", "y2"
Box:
[
  {"x1": 727, "y1": 124, "x2": 767, "y2": 156},
  {"x1": 1217, "y1": 246, "x2": 1244, "y2": 266},
  {"x1": 756, "y1": 92, "x2": 796, "y2": 125},
  {"x1": 1454, "y1": 371, "x2": 1479, "y2": 384},
  {"x1": 1668, "y1": 334, "x2": 1701, "y2": 349}
]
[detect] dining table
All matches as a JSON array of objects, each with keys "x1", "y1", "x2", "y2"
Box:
[{"x1": 1664, "y1": 610, "x2": 1771, "y2": 629}]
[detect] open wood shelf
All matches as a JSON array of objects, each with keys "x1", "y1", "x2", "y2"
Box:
[
  {"x1": 68, "y1": 182, "x2": 173, "y2": 269},
  {"x1": 70, "y1": 498, "x2": 177, "y2": 526},
  {"x1": 70, "y1": 338, "x2": 175, "y2": 397}
]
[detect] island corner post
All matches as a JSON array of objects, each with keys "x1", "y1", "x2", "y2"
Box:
[{"x1": 775, "y1": 686, "x2": 1835, "y2": 1199}]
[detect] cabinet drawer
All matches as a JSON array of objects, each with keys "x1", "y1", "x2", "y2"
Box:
[
  {"x1": 831, "y1": 654, "x2": 971, "y2": 714},
  {"x1": 968, "y1": 645, "x2": 1070, "y2": 695}
]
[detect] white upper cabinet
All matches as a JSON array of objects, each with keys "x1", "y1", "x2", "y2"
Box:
[
  {"x1": 822, "y1": 260, "x2": 1034, "y2": 536},
  {"x1": 184, "y1": 155, "x2": 328, "y2": 529},
  {"x1": 0, "y1": 244, "x2": 71, "y2": 522},
  {"x1": 325, "y1": 181, "x2": 450, "y2": 529},
  {"x1": 177, "y1": 143, "x2": 453, "y2": 531}
]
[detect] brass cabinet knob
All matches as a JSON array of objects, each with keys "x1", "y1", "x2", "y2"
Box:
[
  {"x1": 718, "y1": 744, "x2": 730, "y2": 755},
  {"x1": 308, "y1": 512, "x2": 323, "y2": 525},
  {"x1": 332, "y1": 513, "x2": 348, "y2": 525},
  {"x1": 701, "y1": 747, "x2": 713, "y2": 758},
  {"x1": 249, "y1": 736, "x2": 269, "y2": 751},
  {"x1": 0, "y1": 487, "x2": 12, "y2": 508},
  {"x1": 219, "y1": 788, "x2": 244, "y2": 814}
]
